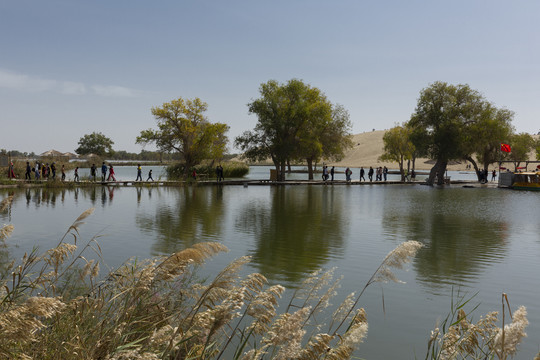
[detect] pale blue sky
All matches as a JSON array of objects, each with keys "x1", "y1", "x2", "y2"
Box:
[{"x1": 1, "y1": 0, "x2": 539, "y2": 154}]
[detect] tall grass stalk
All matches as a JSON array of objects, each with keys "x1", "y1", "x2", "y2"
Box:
[{"x1": 424, "y1": 290, "x2": 529, "y2": 360}]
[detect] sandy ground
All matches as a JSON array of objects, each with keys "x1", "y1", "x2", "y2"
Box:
[
  {"x1": 238, "y1": 130, "x2": 538, "y2": 171},
  {"x1": 331, "y1": 130, "x2": 461, "y2": 171}
]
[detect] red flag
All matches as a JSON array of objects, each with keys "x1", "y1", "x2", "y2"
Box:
[{"x1": 501, "y1": 143, "x2": 511, "y2": 152}]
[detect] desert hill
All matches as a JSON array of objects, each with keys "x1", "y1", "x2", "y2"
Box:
[
  {"x1": 331, "y1": 130, "x2": 440, "y2": 170},
  {"x1": 235, "y1": 130, "x2": 538, "y2": 171},
  {"x1": 330, "y1": 130, "x2": 538, "y2": 171}
]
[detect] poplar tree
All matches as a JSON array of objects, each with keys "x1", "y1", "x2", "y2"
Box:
[{"x1": 137, "y1": 97, "x2": 229, "y2": 177}]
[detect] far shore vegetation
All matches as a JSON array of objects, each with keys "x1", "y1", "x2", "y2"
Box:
[{"x1": 3, "y1": 79, "x2": 540, "y2": 183}]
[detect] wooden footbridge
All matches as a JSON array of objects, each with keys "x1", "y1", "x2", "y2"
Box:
[{"x1": 1, "y1": 178, "x2": 497, "y2": 188}]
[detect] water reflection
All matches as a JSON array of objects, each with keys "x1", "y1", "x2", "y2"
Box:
[
  {"x1": 382, "y1": 188, "x2": 509, "y2": 294},
  {"x1": 21, "y1": 188, "x2": 63, "y2": 208},
  {"x1": 235, "y1": 186, "x2": 346, "y2": 284},
  {"x1": 0, "y1": 191, "x2": 14, "y2": 223},
  {"x1": 1, "y1": 187, "x2": 122, "y2": 210},
  {"x1": 136, "y1": 186, "x2": 225, "y2": 255}
]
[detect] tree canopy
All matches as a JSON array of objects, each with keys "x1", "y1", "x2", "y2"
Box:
[
  {"x1": 235, "y1": 79, "x2": 352, "y2": 181},
  {"x1": 75, "y1": 132, "x2": 115, "y2": 157},
  {"x1": 407, "y1": 81, "x2": 512, "y2": 185},
  {"x1": 136, "y1": 97, "x2": 229, "y2": 176},
  {"x1": 379, "y1": 125, "x2": 415, "y2": 181},
  {"x1": 463, "y1": 104, "x2": 513, "y2": 179},
  {"x1": 506, "y1": 132, "x2": 535, "y2": 169}
]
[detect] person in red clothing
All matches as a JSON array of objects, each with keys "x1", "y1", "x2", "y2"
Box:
[
  {"x1": 8, "y1": 162, "x2": 16, "y2": 179},
  {"x1": 107, "y1": 164, "x2": 116, "y2": 181}
]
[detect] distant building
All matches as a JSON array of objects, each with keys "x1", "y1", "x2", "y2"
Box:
[
  {"x1": 63, "y1": 152, "x2": 79, "y2": 159},
  {"x1": 40, "y1": 149, "x2": 65, "y2": 157}
]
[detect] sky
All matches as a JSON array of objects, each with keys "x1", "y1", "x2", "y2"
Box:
[{"x1": 1, "y1": 0, "x2": 539, "y2": 155}]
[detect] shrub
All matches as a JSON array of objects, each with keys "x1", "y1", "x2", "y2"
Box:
[{"x1": 167, "y1": 161, "x2": 249, "y2": 180}]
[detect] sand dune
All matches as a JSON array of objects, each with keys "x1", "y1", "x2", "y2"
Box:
[
  {"x1": 327, "y1": 130, "x2": 538, "y2": 171},
  {"x1": 236, "y1": 130, "x2": 538, "y2": 171}
]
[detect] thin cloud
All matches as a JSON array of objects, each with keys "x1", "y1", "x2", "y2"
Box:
[
  {"x1": 0, "y1": 68, "x2": 140, "y2": 98},
  {"x1": 0, "y1": 69, "x2": 58, "y2": 92},
  {"x1": 91, "y1": 85, "x2": 141, "y2": 98},
  {"x1": 60, "y1": 81, "x2": 87, "y2": 95}
]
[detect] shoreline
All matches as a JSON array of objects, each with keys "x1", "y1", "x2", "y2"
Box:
[{"x1": 0, "y1": 178, "x2": 498, "y2": 189}]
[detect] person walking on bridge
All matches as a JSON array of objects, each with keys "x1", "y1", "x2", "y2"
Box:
[
  {"x1": 101, "y1": 162, "x2": 107, "y2": 181},
  {"x1": 25, "y1": 162, "x2": 32, "y2": 180},
  {"x1": 107, "y1": 164, "x2": 116, "y2": 181},
  {"x1": 90, "y1": 164, "x2": 97, "y2": 182}
]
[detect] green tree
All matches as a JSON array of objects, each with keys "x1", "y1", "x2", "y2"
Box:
[
  {"x1": 136, "y1": 97, "x2": 229, "y2": 177},
  {"x1": 75, "y1": 132, "x2": 115, "y2": 157},
  {"x1": 379, "y1": 125, "x2": 415, "y2": 181},
  {"x1": 406, "y1": 122, "x2": 430, "y2": 172},
  {"x1": 408, "y1": 82, "x2": 485, "y2": 185},
  {"x1": 235, "y1": 79, "x2": 351, "y2": 181},
  {"x1": 463, "y1": 104, "x2": 514, "y2": 180},
  {"x1": 296, "y1": 103, "x2": 353, "y2": 180},
  {"x1": 319, "y1": 104, "x2": 353, "y2": 174},
  {"x1": 507, "y1": 132, "x2": 535, "y2": 170}
]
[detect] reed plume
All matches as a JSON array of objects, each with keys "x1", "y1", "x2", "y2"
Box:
[
  {"x1": 427, "y1": 293, "x2": 529, "y2": 360},
  {"x1": 0, "y1": 195, "x2": 14, "y2": 212},
  {"x1": 0, "y1": 224, "x2": 14, "y2": 241}
]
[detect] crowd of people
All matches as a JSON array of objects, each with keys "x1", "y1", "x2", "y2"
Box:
[
  {"x1": 321, "y1": 165, "x2": 393, "y2": 182},
  {"x1": 5, "y1": 162, "x2": 499, "y2": 184},
  {"x1": 18, "y1": 161, "x2": 66, "y2": 181},
  {"x1": 9, "y1": 161, "x2": 155, "y2": 183},
  {"x1": 478, "y1": 168, "x2": 497, "y2": 183}
]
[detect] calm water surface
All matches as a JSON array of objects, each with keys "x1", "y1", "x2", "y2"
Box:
[{"x1": 1, "y1": 182, "x2": 539, "y2": 359}]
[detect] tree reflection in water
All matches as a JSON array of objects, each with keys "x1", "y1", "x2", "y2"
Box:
[
  {"x1": 235, "y1": 186, "x2": 346, "y2": 285},
  {"x1": 381, "y1": 187, "x2": 509, "y2": 294},
  {"x1": 137, "y1": 186, "x2": 226, "y2": 255}
]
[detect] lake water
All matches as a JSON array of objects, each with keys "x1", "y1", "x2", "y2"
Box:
[
  {"x1": 1, "y1": 171, "x2": 538, "y2": 358},
  {"x1": 66, "y1": 164, "x2": 481, "y2": 182}
]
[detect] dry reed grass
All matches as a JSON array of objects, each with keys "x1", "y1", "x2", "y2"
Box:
[
  {"x1": 425, "y1": 292, "x2": 529, "y2": 360},
  {"x1": 0, "y1": 196, "x2": 531, "y2": 359}
]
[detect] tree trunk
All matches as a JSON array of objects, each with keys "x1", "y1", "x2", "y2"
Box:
[
  {"x1": 483, "y1": 161, "x2": 490, "y2": 175},
  {"x1": 427, "y1": 159, "x2": 448, "y2": 186},
  {"x1": 279, "y1": 161, "x2": 287, "y2": 181},
  {"x1": 465, "y1": 156, "x2": 482, "y2": 181},
  {"x1": 306, "y1": 157, "x2": 314, "y2": 180},
  {"x1": 272, "y1": 158, "x2": 280, "y2": 182},
  {"x1": 183, "y1": 160, "x2": 193, "y2": 178},
  {"x1": 399, "y1": 155, "x2": 405, "y2": 181},
  {"x1": 287, "y1": 159, "x2": 292, "y2": 173}
]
